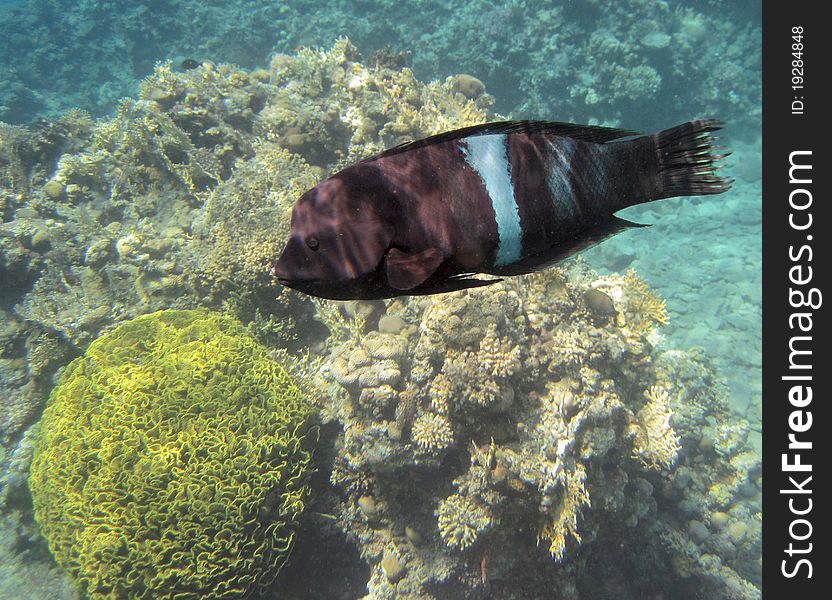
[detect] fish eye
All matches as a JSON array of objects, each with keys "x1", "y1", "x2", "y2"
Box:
[{"x1": 306, "y1": 237, "x2": 319, "y2": 251}]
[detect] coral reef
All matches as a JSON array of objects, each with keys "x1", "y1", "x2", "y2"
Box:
[
  {"x1": 436, "y1": 493, "x2": 493, "y2": 551},
  {"x1": 1, "y1": 1, "x2": 760, "y2": 134},
  {"x1": 28, "y1": 309, "x2": 317, "y2": 599},
  {"x1": 192, "y1": 37, "x2": 491, "y2": 296},
  {"x1": 320, "y1": 262, "x2": 761, "y2": 599},
  {"x1": 1, "y1": 38, "x2": 493, "y2": 348},
  {"x1": 633, "y1": 385, "x2": 682, "y2": 470},
  {"x1": 0, "y1": 39, "x2": 492, "y2": 465},
  {"x1": 0, "y1": 39, "x2": 760, "y2": 600},
  {"x1": 1, "y1": 434, "x2": 79, "y2": 600},
  {"x1": 411, "y1": 412, "x2": 454, "y2": 455}
]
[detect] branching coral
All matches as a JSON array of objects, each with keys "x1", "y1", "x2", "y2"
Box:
[
  {"x1": 189, "y1": 141, "x2": 319, "y2": 293},
  {"x1": 477, "y1": 322, "x2": 523, "y2": 379},
  {"x1": 319, "y1": 261, "x2": 759, "y2": 599},
  {"x1": 623, "y1": 268, "x2": 670, "y2": 331},
  {"x1": 633, "y1": 385, "x2": 682, "y2": 470},
  {"x1": 411, "y1": 411, "x2": 454, "y2": 454},
  {"x1": 261, "y1": 37, "x2": 494, "y2": 171},
  {"x1": 538, "y1": 464, "x2": 591, "y2": 561},
  {"x1": 436, "y1": 493, "x2": 493, "y2": 551}
]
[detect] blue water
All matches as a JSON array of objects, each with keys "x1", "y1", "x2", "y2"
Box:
[{"x1": 1, "y1": 1, "x2": 761, "y2": 599}]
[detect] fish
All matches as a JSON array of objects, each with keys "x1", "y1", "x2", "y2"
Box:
[
  {"x1": 271, "y1": 119, "x2": 731, "y2": 300},
  {"x1": 180, "y1": 58, "x2": 201, "y2": 70}
]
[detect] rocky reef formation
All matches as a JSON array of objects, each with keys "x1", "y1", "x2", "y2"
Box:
[
  {"x1": 0, "y1": 38, "x2": 493, "y2": 597},
  {"x1": 1, "y1": 41, "x2": 760, "y2": 599},
  {"x1": 319, "y1": 262, "x2": 761, "y2": 599},
  {"x1": 0, "y1": 37, "x2": 494, "y2": 447}
]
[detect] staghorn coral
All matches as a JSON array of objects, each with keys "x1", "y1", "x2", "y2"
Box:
[{"x1": 28, "y1": 309, "x2": 317, "y2": 600}]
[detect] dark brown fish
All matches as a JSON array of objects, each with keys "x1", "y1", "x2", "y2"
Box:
[{"x1": 272, "y1": 120, "x2": 730, "y2": 300}]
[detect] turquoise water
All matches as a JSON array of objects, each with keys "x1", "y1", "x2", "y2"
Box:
[{"x1": 1, "y1": 1, "x2": 761, "y2": 599}]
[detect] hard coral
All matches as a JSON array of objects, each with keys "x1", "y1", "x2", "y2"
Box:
[
  {"x1": 189, "y1": 141, "x2": 319, "y2": 293},
  {"x1": 633, "y1": 385, "x2": 682, "y2": 470},
  {"x1": 537, "y1": 464, "x2": 591, "y2": 562},
  {"x1": 623, "y1": 268, "x2": 670, "y2": 330},
  {"x1": 320, "y1": 262, "x2": 760, "y2": 598},
  {"x1": 411, "y1": 411, "x2": 454, "y2": 454},
  {"x1": 28, "y1": 309, "x2": 317, "y2": 600},
  {"x1": 436, "y1": 493, "x2": 493, "y2": 551},
  {"x1": 260, "y1": 38, "x2": 495, "y2": 170}
]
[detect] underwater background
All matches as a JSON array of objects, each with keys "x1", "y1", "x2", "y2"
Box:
[{"x1": 1, "y1": 1, "x2": 761, "y2": 599}]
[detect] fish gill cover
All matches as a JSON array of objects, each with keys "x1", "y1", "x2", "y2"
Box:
[{"x1": 0, "y1": 3, "x2": 760, "y2": 600}]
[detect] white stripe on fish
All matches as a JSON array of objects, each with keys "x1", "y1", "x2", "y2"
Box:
[{"x1": 461, "y1": 134, "x2": 522, "y2": 266}]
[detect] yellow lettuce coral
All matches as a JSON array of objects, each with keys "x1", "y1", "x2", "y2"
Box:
[{"x1": 28, "y1": 309, "x2": 317, "y2": 599}]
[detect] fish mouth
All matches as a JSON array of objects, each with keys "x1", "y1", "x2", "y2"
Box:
[
  {"x1": 275, "y1": 275, "x2": 341, "y2": 298},
  {"x1": 271, "y1": 261, "x2": 319, "y2": 288},
  {"x1": 275, "y1": 272, "x2": 391, "y2": 301},
  {"x1": 276, "y1": 276, "x2": 323, "y2": 290}
]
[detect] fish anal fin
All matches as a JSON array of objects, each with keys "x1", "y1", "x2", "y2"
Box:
[
  {"x1": 385, "y1": 247, "x2": 444, "y2": 290},
  {"x1": 412, "y1": 275, "x2": 502, "y2": 296},
  {"x1": 493, "y1": 216, "x2": 649, "y2": 276}
]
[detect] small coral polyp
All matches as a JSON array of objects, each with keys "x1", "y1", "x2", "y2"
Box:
[{"x1": 28, "y1": 309, "x2": 317, "y2": 600}]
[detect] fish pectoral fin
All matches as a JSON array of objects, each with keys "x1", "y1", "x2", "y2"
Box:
[{"x1": 385, "y1": 247, "x2": 444, "y2": 290}]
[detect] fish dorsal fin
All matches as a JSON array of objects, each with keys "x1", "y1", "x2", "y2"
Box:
[
  {"x1": 385, "y1": 247, "x2": 445, "y2": 290},
  {"x1": 375, "y1": 120, "x2": 640, "y2": 159}
]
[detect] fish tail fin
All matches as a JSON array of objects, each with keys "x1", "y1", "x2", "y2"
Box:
[{"x1": 651, "y1": 119, "x2": 733, "y2": 198}]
